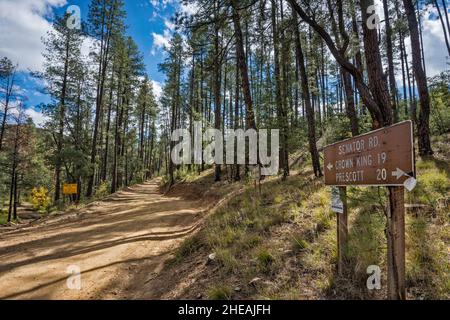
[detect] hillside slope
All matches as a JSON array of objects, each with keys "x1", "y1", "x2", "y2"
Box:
[{"x1": 146, "y1": 135, "x2": 450, "y2": 300}]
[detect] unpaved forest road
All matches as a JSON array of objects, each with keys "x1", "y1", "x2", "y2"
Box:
[{"x1": 0, "y1": 179, "x2": 204, "y2": 300}]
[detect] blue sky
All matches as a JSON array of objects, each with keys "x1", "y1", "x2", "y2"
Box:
[
  {"x1": 50, "y1": 0, "x2": 176, "y2": 84},
  {"x1": 0, "y1": 0, "x2": 187, "y2": 120}
]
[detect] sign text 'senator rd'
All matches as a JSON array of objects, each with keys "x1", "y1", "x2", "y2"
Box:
[{"x1": 324, "y1": 121, "x2": 415, "y2": 187}]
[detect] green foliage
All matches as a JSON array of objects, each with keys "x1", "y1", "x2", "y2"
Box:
[
  {"x1": 173, "y1": 235, "x2": 203, "y2": 263},
  {"x1": 322, "y1": 115, "x2": 353, "y2": 145},
  {"x1": 208, "y1": 285, "x2": 232, "y2": 300},
  {"x1": 287, "y1": 125, "x2": 308, "y2": 153},
  {"x1": 95, "y1": 182, "x2": 110, "y2": 199},
  {"x1": 429, "y1": 72, "x2": 450, "y2": 135},
  {"x1": 207, "y1": 226, "x2": 240, "y2": 248},
  {"x1": 0, "y1": 212, "x2": 7, "y2": 225},
  {"x1": 256, "y1": 248, "x2": 275, "y2": 274},
  {"x1": 407, "y1": 215, "x2": 450, "y2": 299},
  {"x1": 346, "y1": 210, "x2": 386, "y2": 277},
  {"x1": 409, "y1": 161, "x2": 450, "y2": 209},
  {"x1": 291, "y1": 234, "x2": 309, "y2": 252},
  {"x1": 174, "y1": 167, "x2": 191, "y2": 181},
  {"x1": 238, "y1": 234, "x2": 262, "y2": 250},
  {"x1": 160, "y1": 175, "x2": 170, "y2": 187},
  {"x1": 215, "y1": 248, "x2": 239, "y2": 274},
  {"x1": 168, "y1": 144, "x2": 450, "y2": 300},
  {"x1": 322, "y1": 114, "x2": 375, "y2": 147}
]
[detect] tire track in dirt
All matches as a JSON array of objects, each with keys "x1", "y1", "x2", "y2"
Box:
[{"x1": 0, "y1": 179, "x2": 206, "y2": 300}]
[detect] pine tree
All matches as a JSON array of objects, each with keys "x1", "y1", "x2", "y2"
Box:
[
  {"x1": 41, "y1": 13, "x2": 84, "y2": 203},
  {"x1": 87, "y1": 0, "x2": 127, "y2": 197},
  {"x1": 159, "y1": 34, "x2": 185, "y2": 186},
  {"x1": 0, "y1": 57, "x2": 18, "y2": 152}
]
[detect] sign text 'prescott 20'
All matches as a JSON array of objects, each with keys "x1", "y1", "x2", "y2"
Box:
[{"x1": 324, "y1": 121, "x2": 415, "y2": 187}]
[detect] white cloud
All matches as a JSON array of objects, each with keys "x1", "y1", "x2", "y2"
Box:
[
  {"x1": 26, "y1": 107, "x2": 49, "y2": 127},
  {"x1": 152, "y1": 29, "x2": 171, "y2": 48},
  {"x1": 164, "y1": 18, "x2": 176, "y2": 31},
  {"x1": 149, "y1": 0, "x2": 177, "y2": 13},
  {"x1": 152, "y1": 80, "x2": 163, "y2": 100},
  {"x1": 179, "y1": 2, "x2": 198, "y2": 16},
  {"x1": 419, "y1": 5, "x2": 450, "y2": 77},
  {"x1": 375, "y1": 1, "x2": 449, "y2": 79},
  {"x1": 151, "y1": 29, "x2": 172, "y2": 55},
  {"x1": 0, "y1": 0, "x2": 68, "y2": 72},
  {"x1": 148, "y1": 0, "x2": 199, "y2": 56},
  {"x1": 7, "y1": 101, "x2": 49, "y2": 127}
]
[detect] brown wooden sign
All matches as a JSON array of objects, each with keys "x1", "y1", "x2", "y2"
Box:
[{"x1": 324, "y1": 121, "x2": 415, "y2": 187}]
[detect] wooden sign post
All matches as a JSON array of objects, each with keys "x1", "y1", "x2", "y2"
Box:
[
  {"x1": 324, "y1": 121, "x2": 415, "y2": 300},
  {"x1": 387, "y1": 186, "x2": 406, "y2": 300},
  {"x1": 331, "y1": 186, "x2": 347, "y2": 275},
  {"x1": 337, "y1": 187, "x2": 348, "y2": 276}
]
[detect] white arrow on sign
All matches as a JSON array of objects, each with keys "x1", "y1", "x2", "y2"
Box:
[
  {"x1": 392, "y1": 168, "x2": 417, "y2": 191},
  {"x1": 327, "y1": 163, "x2": 334, "y2": 171},
  {"x1": 392, "y1": 168, "x2": 407, "y2": 180}
]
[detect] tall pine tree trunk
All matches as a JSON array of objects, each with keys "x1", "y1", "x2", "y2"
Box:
[
  {"x1": 213, "y1": 0, "x2": 222, "y2": 182},
  {"x1": 403, "y1": 0, "x2": 433, "y2": 156},
  {"x1": 361, "y1": 0, "x2": 393, "y2": 127},
  {"x1": 443, "y1": 0, "x2": 450, "y2": 40},
  {"x1": 342, "y1": 69, "x2": 360, "y2": 136},
  {"x1": 292, "y1": 12, "x2": 322, "y2": 178},
  {"x1": 55, "y1": 35, "x2": 70, "y2": 203},
  {"x1": 434, "y1": 0, "x2": 450, "y2": 56},
  {"x1": 383, "y1": 0, "x2": 399, "y2": 122},
  {"x1": 87, "y1": 2, "x2": 116, "y2": 197},
  {"x1": 8, "y1": 124, "x2": 19, "y2": 222},
  {"x1": 231, "y1": 1, "x2": 256, "y2": 131},
  {"x1": 272, "y1": 0, "x2": 288, "y2": 177}
]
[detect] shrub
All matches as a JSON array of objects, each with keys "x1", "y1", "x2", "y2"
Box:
[
  {"x1": 256, "y1": 248, "x2": 275, "y2": 274},
  {"x1": 94, "y1": 182, "x2": 110, "y2": 199},
  {"x1": 208, "y1": 285, "x2": 232, "y2": 300},
  {"x1": 239, "y1": 234, "x2": 262, "y2": 249},
  {"x1": 216, "y1": 249, "x2": 239, "y2": 274},
  {"x1": 409, "y1": 163, "x2": 450, "y2": 211},
  {"x1": 174, "y1": 235, "x2": 203, "y2": 263},
  {"x1": 30, "y1": 187, "x2": 52, "y2": 213},
  {"x1": 291, "y1": 234, "x2": 309, "y2": 253}
]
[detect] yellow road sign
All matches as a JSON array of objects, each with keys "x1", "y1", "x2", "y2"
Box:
[{"x1": 63, "y1": 184, "x2": 78, "y2": 195}]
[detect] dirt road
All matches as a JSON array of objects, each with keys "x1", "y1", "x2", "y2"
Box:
[{"x1": 0, "y1": 179, "x2": 205, "y2": 300}]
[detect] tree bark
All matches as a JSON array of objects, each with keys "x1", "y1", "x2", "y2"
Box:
[
  {"x1": 435, "y1": 0, "x2": 450, "y2": 56},
  {"x1": 0, "y1": 66, "x2": 16, "y2": 152},
  {"x1": 55, "y1": 32, "x2": 70, "y2": 203},
  {"x1": 287, "y1": 0, "x2": 386, "y2": 127},
  {"x1": 443, "y1": 0, "x2": 450, "y2": 43},
  {"x1": 387, "y1": 186, "x2": 406, "y2": 300},
  {"x1": 326, "y1": 1, "x2": 359, "y2": 136},
  {"x1": 342, "y1": 69, "x2": 360, "y2": 136},
  {"x1": 8, "y1": 124, "x2": 19, "y2": 222},
  {"x1": 234, "y1": 55, "x2": 241, "y2": 181},
  {"x1": 87, "y1": 1, "x2": 116, "y2": 197},
  {"x1": 213, "y1": 0, "x2": 222, "y2": 182},
  {"x1": 292, "y1": 12, "x2": 322, "y2": 178},
  {"x1": 272, "y1": 0, "x2": 289, "y2": 177},
  {"x1": 231, "y1": 1, "x2": 256, "y2": 131},
  {"x1": 383, "y1": 0, "x2": 399, "y2": 122},
  {"x1": 403, "y1": 0, "x2": 433, "y2": 156},
  {"x1": 361, "y1": 0, "x2": 393, "y2": 127}
]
